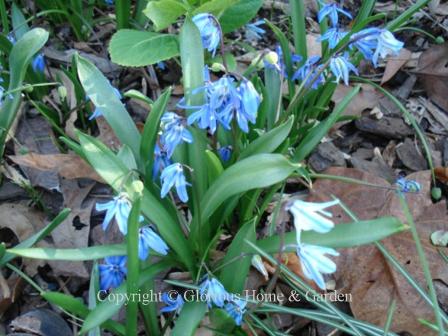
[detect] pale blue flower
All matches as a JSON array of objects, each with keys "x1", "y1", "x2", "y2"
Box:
[
  {"x1": 224, "y1": 298, "x2": 247, "y2": 326},
  {"x1": 104, "y1": 0, "x2": 114, "y2": 5},
  {"x1": 99, "y1": 256, "x2": 127, "y2": 290},
  {"x1": 350, "y1": 27, "x2": 381, "y2": 61},
  {"x1": 160, "y1": 292, "x2": 184, "y2": 314},
  {"x1": 296, "y1": 243, "x2": 339, "y2": 290},
  {"x1": 245, "y1": 20, "x2": 266, "y2": 42},
  {"x1": 318, "y1": 27, "x2": 348, "y2": 49},
  {"x1": 193, "y1": 13, "x2": 221, "y2": 56},
  {"x1": 235, "y1": 80, "x2": 261, "y2": 132},
  {"x1": 396, "y1": 177, "x2": 421, "y2": 193},
  {"x1": 32, "y1": 54, "x2": 45, "y2": 73},
  {"x1": 160, "y1": 163, "x2": 190, "y2": 202},
  {"x1": 138, "y1": 226, "x2": 169, "y2": 260},
  {"x1": 288, "y1": 199, "x2": 339, "y2": 234},
  {"x1": 218, "y1": 146, "x2": 232, "y2": 162},
  {"x1": 160, "y1": 112, "x2": 193, "y2": 158},
  {"x1": 95, "y1": 194, "x2": 132, "y2": 235},
  {"x1": 292, "y1": 56, "x2": 325, "y2": 89},
  {"x1": 157, "y1": 61, "x2": 167, "y2": 70},
  {"x1": 89, "y1": 87, "x2": 122, "y2": 120},
  {"x1": 372, "y1": 30, "x2": 404, "y2": 67},
  {"x1": 318, "y1": 2, "x2": 352, "y2": 27},
  {"x1": 199, "y1": 276, "x2": 229, "y2": 307},
  {"x1": 329, "y1": 53, "x2": 358, "y2": 85},
  {"x1": 153, "y1": 144, "x2": 171, "y2": 179}
]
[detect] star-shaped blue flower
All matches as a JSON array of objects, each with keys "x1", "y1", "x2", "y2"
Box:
[
  {"x1": 329, "y1": 53, "x2": 358, "y2": 85},
  {"x1": 224, "y1": 298, "x2": 247, "y2": 326},
  {"x1": 160, "y1": 112, "x2": 193, "y2": 158},
  {"x1": 318, "y1": 2, "x2": 352, "y2": 27},
  {"x1": 99, "y1": 256, "x2": 127, "y2": 290},
  {"x1": 160, "y1": 163, "x2": 190, "y2": 202},
  {"x1": 199, "y1": 276, "x2": 229, "y2": 308},
  {"x1": 160, "y1": 292, "x2": 184, "y2": 314},
  {"x1": 138, "y1": 226, "x2": 169, "y2": 260},
  {"x1": 318, "y1": 27, "x2": 348, "y2": 49},
  {"x1": 193, "y1": 13, "x2": 221, "y2": 56}
]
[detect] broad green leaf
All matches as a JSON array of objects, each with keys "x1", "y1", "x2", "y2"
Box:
[
  {"x1": 258, "y1": 217, "x2": 406, "y2": 252},
  {"x1": 117, "y1": 145, "x2": 137, "y2": 171},
  {"x1": 200, "y1": 154, "x2": 298, "y2": 223},
  {"x1": 140, "y1": 88, "x2": 171, "y2": 181},
  {"x1": 0, "y1": 28, "x2": 49, "y2": 157},
  {"x1": 240, "y1": 116, "x2": 294, "y2": 159},
  {"x1": 0, "y1": 208, "x2": 70, "y2": 266},
  {"x1": 193, "y1": 0, "x2": 238, "y2": 16},
  {"x1": 293, "y1": 85, "x2": 360, "y2": 162},
  {"x1": 219, "y1": 219, "x2": 256, "y2": 293},
  {"x1": 220, "y1": 0, "x2": 263, "y2": 33},
  {"x1": 8, "y1": 244, "x2": 126, "y2": 261},
  {"x1": 11, "y1": 3, "x2": 30, "y2": 40},
  {"x1": 109, "y1": 29, "x2": 179, "y2": 67},
  {"x1": 265, "y1": 66, "x2": 282, "y2": 130},
  {"x1": 205, "y1": 150, "x2": 224, "y2": 184},
  {"x1": 81, "y1": 260, "x2": 173, "y2": 334},
  {"x1": 143, "y1": 0, "x2": 187, "y2": 31},
  {"x1": 76, "y1": 55, "x2": 141, "y2": 159},
  {"x1": 171, "y1": 302, "x2": 208, "y2": 336},
  {"x1": 77, "y1": 132, "x2": 195, "y2": 272}
]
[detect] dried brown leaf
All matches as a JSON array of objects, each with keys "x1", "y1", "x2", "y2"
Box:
[
  {"x1": 308, "y1": 168, "x2": 448, "y2": 335},
  {"x1": 381, "y1": 48, "x2": 412, "y2": 84}
]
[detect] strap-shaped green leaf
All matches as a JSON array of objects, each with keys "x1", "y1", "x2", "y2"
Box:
[
  {"x1": 143, "y1": 0, "x2": 187, "y2": 31},
  {"x1": 171, "y1": 302, "x2": 208, "y2": 336}
]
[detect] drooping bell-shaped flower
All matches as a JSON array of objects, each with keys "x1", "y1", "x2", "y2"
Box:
[
  {"x1": 224, "y1": 298, "x2": 247, "y2": 326},
  {"x1": 245, "y1": 20, "x2": 266, "y2": 42},
  {"x1": 318, "y1": 1, "x2": 352, "y2": 27},
  {"x1": 372, "y1": 29, "x2": 404, "y2": 67},
  {"x1": 160, "y1": 112, "x2": 193, "y2": 158},
  {"x1": 138, "y1": 226, "x2": 169, "y2": 260},
  {"x1": 318, "y1": 27, "x2": 348, "y2": 49},
  {"x1": 160, "y1": 292, "x2": 184, "y2": 314},
  {"x1": 329, "y1": 53, "x2": 358, "y2": 85},
  {"x1": 199, "y1": 276, "x2": 229, "y2": 308},
  {"x1": 235, "y1": 79, "x2": 262, "y2": 133},
  {"x1": 160, "y1": 163, "x2": 190, "y2": 202},
  {"x1": 152, "y1": 144, "x2": 171, "y2": 180},
  {"x1": 32, "y1": 54, "x2": 45, "y2": 73},
  {"x1": 292, "y1": 56, "x2": 325, "y2": 90},
  {"x1": 95, "y1": 193, "x2": 132, "y2": 235},
  {"x1": 192, "y1": 13, "x2": 221, "y2": 56}
]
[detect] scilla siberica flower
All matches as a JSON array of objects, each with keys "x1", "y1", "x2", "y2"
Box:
[
  {"x1": 32, "y1": 54, "x2": 45, "y2": 73},
  {"x1": 318, "y1": 1, "x2": 352, "y2": 27},
  {"x1": 160, "y1": 292, "x2": 184, "y2": 314},
  {"x1": 99, "y1": 256, "x2": 127, "y2": 290},
  {"x1": 288, "y1": 199, "x2": 340, "y2": 234},
  {"x1": 296, "y1": 244, "x2": 339, "y2": 290},
  {"x1": 199, "y1": 276, "x2": 229, "y2": 307},
  {"x1": 160, "y1": 112, "x2": 193, "y2": 158},
  {"x1": 218, "y1": 145, "x2": 232, "y2": 162},
  {"x1": 224, "y1": 298, "x2": 247, "y2": 326},
  {"x1": 95, "y1": 193, "x2": 133, "y2": 235},
  {"x1": 89, "y1": 87, "x2": 122, "y2": 120},
  {"x1": 245, "y1": 20, "x2": 266, "y2": 42},
  {"x1": 192, "y1": 13, "x2": 220, "y2": 56},
  {"x1": 160, "y1": 163, "x2": 190, "y2": 202},
  {"x1": 138, "y1": 226, "x2": 169, "y2": 260},
  {"x1": 372, "y1": 29, "x2": 404, "y2": 67},
  {"x1": 152, "y1": 144, "x2": 171, "y2": 179},
  {"x1": 318, "y1": 27, "x2": 347, "y2": 49},
  {"x1": 292, "y1": 56, "x2": 325, "y2": 90},
  {"x1": 396, "y1": 177, "x2": 421, "y2": 193},
  {"x1": 329, "y1": 53, "x2": 358, "y2": 85},
  {"x1": 234, "y1": 79, "x2": 262, "y2": 133}
]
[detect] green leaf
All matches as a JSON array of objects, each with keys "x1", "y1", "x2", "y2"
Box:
[
  {"x1": 258, "y1": 217, "x2": 406, "y2": 252},
  {"x1": 240, "y1": 116, "x2": 294, "y2": 159},
  {"x1": 77, "y1": 132, "x2": 195, "y2": 272},
  {"x1": 76, "y1": 55, "x2": 141, "y2": 159},
  {"x1": 193, "y1": 0, "x2": 238, "y2": 16},
  {"x1": 140, "y1": 88, "x2": 171, "y2": 181},
  {"x1": 81, "y1": 260, "x2": 172, "y2": 334},
  {"x1": 220, "y1": 0, "x2": 263, "y2": 33},
  {"x1": 42, "y1": 292, "x2": 125, "y2": 335},
  {"x1": 8, "y1": 244, "x2": 126, "y2": 261},
  {"x1": 200, "y1": 154, "x2": 298, "y2": 223},
  {"x1": 0, "y1": 209, "x2": 70, "y2": 266},
  {"x1": 219, "y1": 219, "x2": 256, "y2": 293},
  {"x1": 109, "y1": 29, "x2": 179, "y2": 67},
  {"x1": 11, "y1": 3, "x2": 30, "y2": 40},
  {"x1": 0, "y1": 28, "x2": 49, "y2": 158},
  {"x1": 171, "y1": 302, "x2": 208, "y2": 336},
  {"x1": 117, "y1": 145, "x2": 138, "y2": 171},
  {"x1": 205, "y1": 150, "x2": 224, "y2": 185},
  {"x1": 143, "y1": 0, "x2": 187, "y2": 31},
  {"x1": 293, "y1": 85, "x2": 360, "y2": 162}
]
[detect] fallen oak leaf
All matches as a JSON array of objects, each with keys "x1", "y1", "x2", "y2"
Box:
[
  {"x1": 381, "y1": 48, "x2": 412, "y2": 84},
  {"x1": 307, "y1": 168, "x2": 448, "y2": 336},
  {"x1": 9, "y1": 153, "x2": 104, "y2": 183}
]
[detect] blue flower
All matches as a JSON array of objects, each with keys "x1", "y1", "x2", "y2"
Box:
[
  {"x1": 138, "y1": 226, "x2": 169, "y2": 260},
  {"x1": 95, "y1": 194, "x2": 132, "y2": 235},
  {"x1": 235, "y1": 80, "x2": 261, "y2": 133},
  {"x1": 199, "y1": 276, "x2": 229, "y2": 307},
  {"x1": 89, "y1": 87, "x2": 122, "y2": 120},
  {"x1": 157, "y1": 61, "x2": 167, "y2": 70},
  {"x1": 329, "y1": 53, "x2": 358, "y2": 85},
  {"x1": 160, "y1": 163, "x2": 190, "y2": 202},
  {"x1": 99, "y1": 256, "x2": 127, "y2": 290},
  {"x1": 350, "y1": 27, "x2": 381, "y2": 61},
  {"x1": 372, "y1": 30, "x2": 404, "y2": 67},
  {"x1": 192, "y1": 13, "x2": 221, "y2": 56},
  {"x1": 288, "y1": 199, "x2": 339, "y2": 235},
  {"x1": 32, "y1": 54, "x2": 45, "y2": 73},
  {"x1": 160, "y1": 112, "x2": 193, "y2": 158},
  {"x1": 245, "y1": 20, "x2": 266, "y2": 42},
  {"x1": 318, "y1": 2, "x2": 352, "y2": 27},
  {"x1": 218, "y1": 146, "x2": 232, "y2": 162},
  {"x1": 224, "y1": 298, "x2": 247, "y2": 326},
  {"x1": 104, "y1": 0, "x2": 114, "y2": 5},
  {"x1": 160, "y1": 292, "x2": 184, "y2": 314},
  {"x1": 396, "y1": 177, "x2": 421, "y2": 193},
  {"x1": 292, "y1": 56, "x2": 325, "y2": 89},
  {"x1": 296, "y1": 244, "x2": 339, "y2": 290},
  {"x1": 318, "y1": 27, "x2": 348, "y2": 49},
  {"x1": 153, "y1": 144, "x2": 171, "y2": 180}
]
